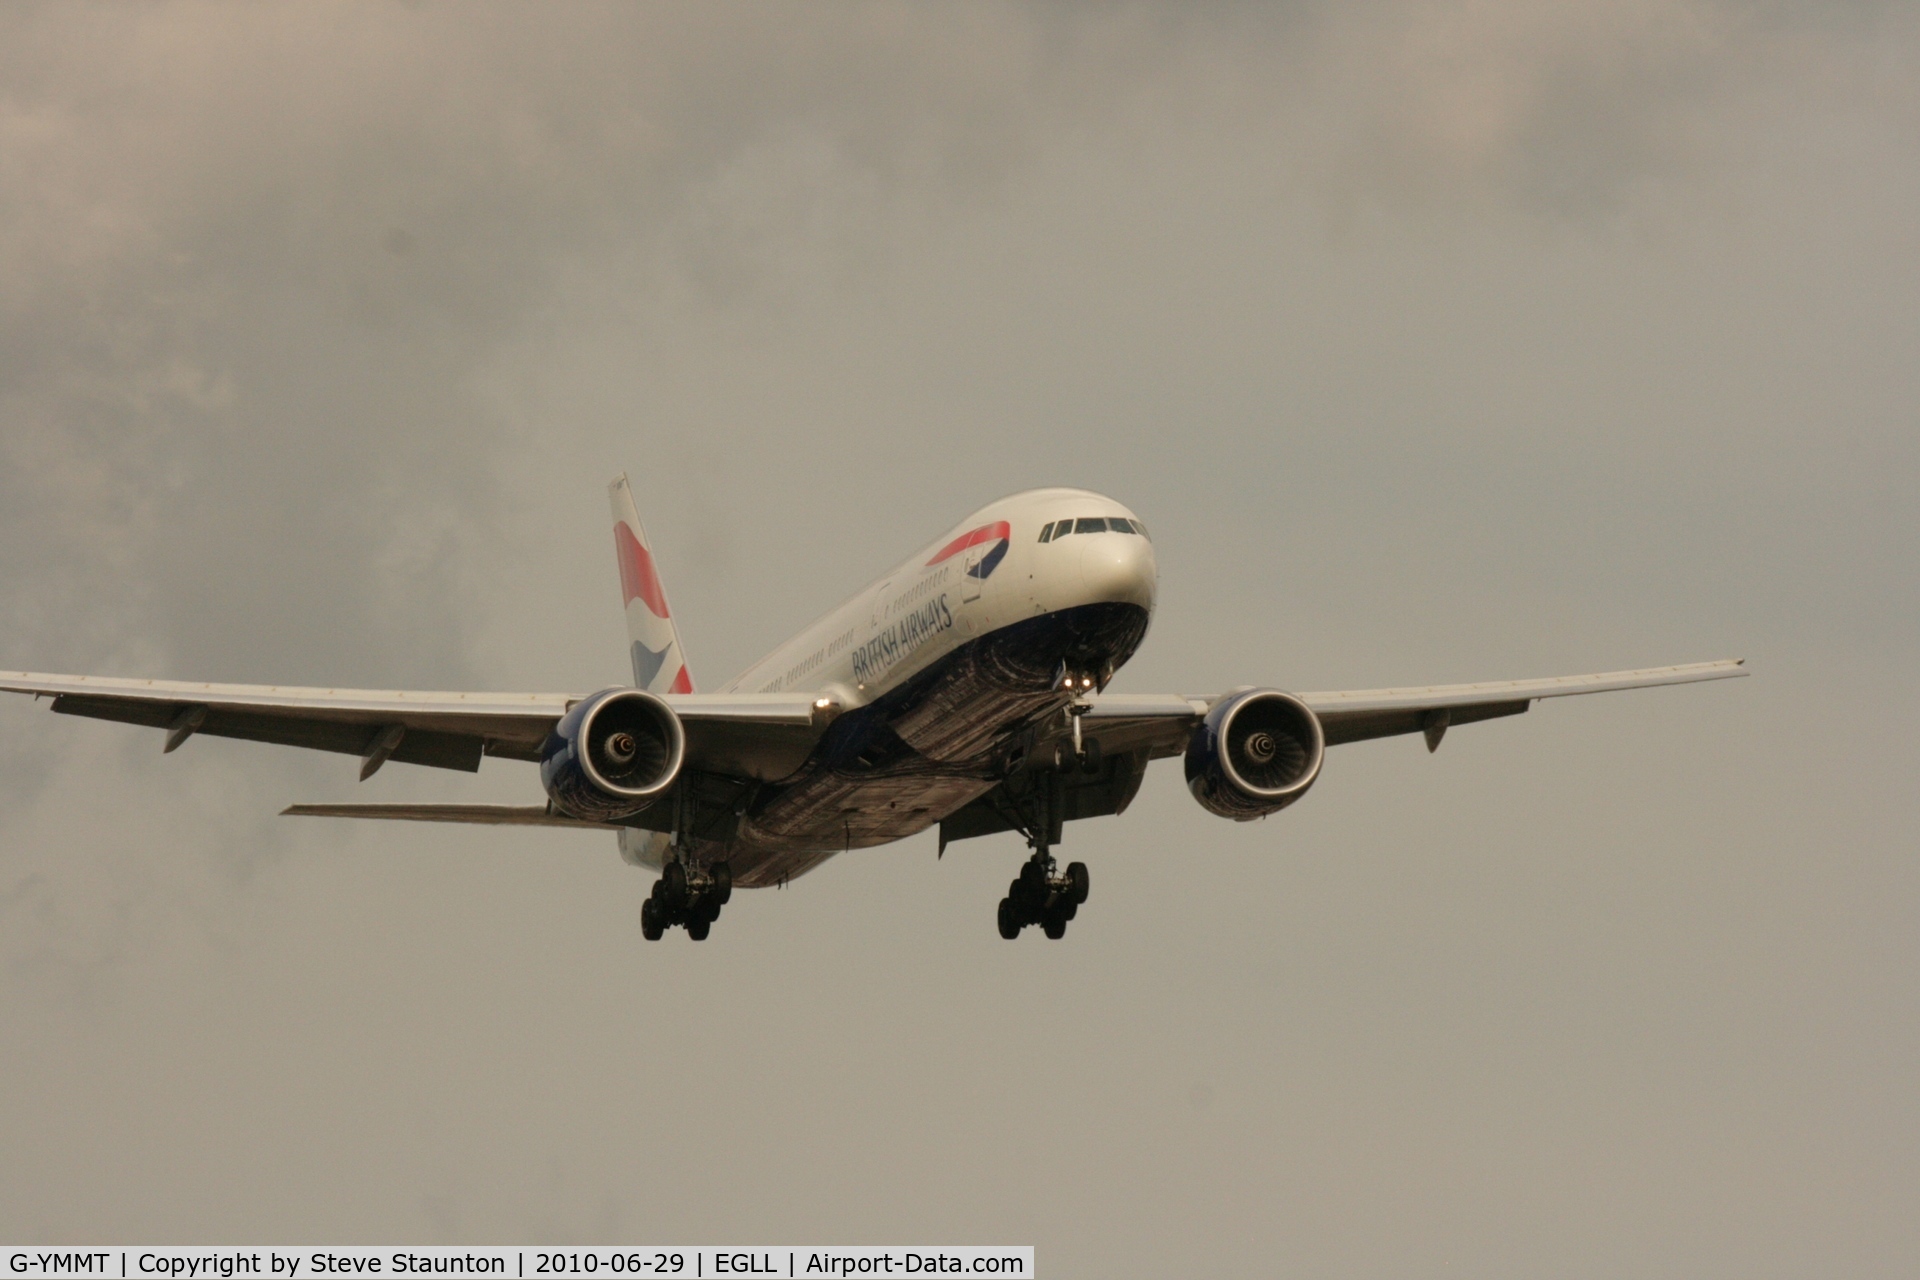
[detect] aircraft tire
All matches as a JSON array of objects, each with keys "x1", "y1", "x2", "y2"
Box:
[
  {"x1": 1066, "y1": 861, "x2": 1090, "y2": 905},
  {"x1": 712, "y1": 861, "x2": 733, "y2": 905},
  {"x1": 663, "y1": 861, "x2": 687, "y2": 909},
  {"x1": 997, "y1": 898, "x2": 1020, "y2": 940},
  {"x1": 687, "y1": 915, "x2": 711, "y2": 941},
  {"x1": 1042, "y1": 913, "x2": 1068, "y2": 940},
  {"x1": 640, "y1": 899, "x2": 664, "y2": 941}
]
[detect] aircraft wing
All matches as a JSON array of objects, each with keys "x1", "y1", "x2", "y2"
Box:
[
  {"x1": 1080, "y1": 659, "x2": 1749, "y2": 758},
  {"x1": 0, "y1": 671, "x2": 824, "y2": 779},
  {"x1": 936, "y1": 660, "x2": 1747, "y2": 849},
  {"x1": 2, "y1": 658, "x2": 1745, "y2": 790}
]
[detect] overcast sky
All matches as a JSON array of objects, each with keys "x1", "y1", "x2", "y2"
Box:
[{"x1": 2, "y1": 3, "x2": 1916, "y2": 1275}]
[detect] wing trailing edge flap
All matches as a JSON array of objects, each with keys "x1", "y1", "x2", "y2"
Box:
[{"x1": 1318, "y1": 698, "x2": 1530, "y2": 748}]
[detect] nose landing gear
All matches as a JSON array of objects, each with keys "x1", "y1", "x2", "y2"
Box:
[
  {"x1": 997, "y1": 849, "x2": 1089, "y2": 940},
  {"x1": 640, "y1": 859, "x2": 733, "y2": 941},
  {"x1": 995, "y1": 694, "x2": 1101, "y2": 940}
]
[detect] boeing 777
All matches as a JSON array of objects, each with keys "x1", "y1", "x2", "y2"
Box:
[{"x1": 1, "y1": 479, "x2": 1745, "y2": 940}]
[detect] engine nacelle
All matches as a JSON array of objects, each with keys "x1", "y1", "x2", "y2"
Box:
[
  {"x1": 540, "y1": 687, "x2": 686, "y2": 823},
  {"x1": 1184, "y1": 688, "x2": 1325, "y2": 820}
]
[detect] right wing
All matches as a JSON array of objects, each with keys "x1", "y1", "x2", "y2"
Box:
[{"x1": 0, "y1": 671, "x2": 825, "y2": 779}]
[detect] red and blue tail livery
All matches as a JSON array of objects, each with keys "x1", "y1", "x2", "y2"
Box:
[
  {"x1": 616, "y1": 523, "x2": 671, "y2": 620},
  {"x1": 610, "y1": 474, "x2": 694, "y2": 695}
]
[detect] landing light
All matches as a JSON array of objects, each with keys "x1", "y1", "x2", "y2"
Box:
[{"x1": 814, "y1": 697, "x2": 833, "y2": 710}]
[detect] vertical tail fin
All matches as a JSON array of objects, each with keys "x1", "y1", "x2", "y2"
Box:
[{"x1": 609, "y1": 474, "x2": 694, "y2": 694}]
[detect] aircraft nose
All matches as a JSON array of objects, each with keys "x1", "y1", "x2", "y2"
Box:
[{"x1": 1079, "y1": 530, "x2": 1157, "y2": 611}]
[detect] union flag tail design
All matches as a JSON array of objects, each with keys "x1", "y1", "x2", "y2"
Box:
[{"x1": 609, "y1": 474, "x2": 694, "y2": 694}]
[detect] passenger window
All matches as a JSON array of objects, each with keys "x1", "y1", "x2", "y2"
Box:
[
  {"x1": 1075, "y1": 517, "x2": 1107, "y2": 534},
  {"x1": 1038, "y1": 522, "x2": 1054, "y2": 542}
]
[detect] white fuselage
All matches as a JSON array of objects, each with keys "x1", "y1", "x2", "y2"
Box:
[
  {"x1": 621, "y1": 488, "x2": 1158, "y2": 884},
  {"x1": 725, "y1": 487, "x2": 1157, "y2": 705}
]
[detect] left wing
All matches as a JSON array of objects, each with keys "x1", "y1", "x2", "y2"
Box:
[
  {"x1": 0, "y1": 671, "x2": 822, "y2": 778},
  {"x1": 1080, "y1": 659, "x2": 1748, "y2": 758},
  {"x1": 938, "y1": 659, "x2": 1747, "y2": 848}
]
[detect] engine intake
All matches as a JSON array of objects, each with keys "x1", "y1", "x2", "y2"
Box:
[
  {"x1": 540, "y1": 687, "x2": 686, "y2": 823},
  {"x1": 1185, "y1": 688, "x2": 1325, "y2": 820}
]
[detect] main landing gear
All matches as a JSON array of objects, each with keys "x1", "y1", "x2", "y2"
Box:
[
  {"x1": 640, "y1": 860, "x2": 732, "y2": 941},
  {"x1": 998, "y1": 849, "x2": 1090, "y2": 940}
]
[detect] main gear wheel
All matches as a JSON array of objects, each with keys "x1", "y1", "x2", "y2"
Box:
[
  {"x1": 995, "y1": 852, "x2": 1089, "y2": 939},
  {"x1": 641, "y1": 860, "x2": 732, "y2": 940}
]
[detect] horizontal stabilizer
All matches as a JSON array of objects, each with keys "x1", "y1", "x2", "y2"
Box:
[{"x1": 282, "y1": 803, "x2": 617, "y2": 829}]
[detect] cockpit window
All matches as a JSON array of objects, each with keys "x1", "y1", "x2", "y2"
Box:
[{"x1": 1050, "y1": 515, "x2": 1148, "y2": 537}]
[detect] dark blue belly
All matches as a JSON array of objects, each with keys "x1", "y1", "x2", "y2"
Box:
[{"x1": 724, "y1": 602, "x2": 1148, "y2": 886}]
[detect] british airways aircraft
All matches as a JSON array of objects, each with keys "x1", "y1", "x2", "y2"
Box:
[{"x1": 1, "y1": 479, "x2": 1745, "y2": 941}]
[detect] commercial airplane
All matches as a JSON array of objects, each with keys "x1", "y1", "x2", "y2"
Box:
[{"x1": 1, "y1": 479, "x2": 1745, "y2": 941}]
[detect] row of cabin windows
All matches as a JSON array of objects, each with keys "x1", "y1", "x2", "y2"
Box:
[{"x1": 1037, "y1": 516, "x2": 1148, "y2": 543}]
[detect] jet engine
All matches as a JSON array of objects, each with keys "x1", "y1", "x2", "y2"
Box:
[
  {"x1": 1184, "y1": 688, "x2": 1325, "y2": 820},
  {"x1": 540, "y1": 687, "x2": 686, "y2": 823}
]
